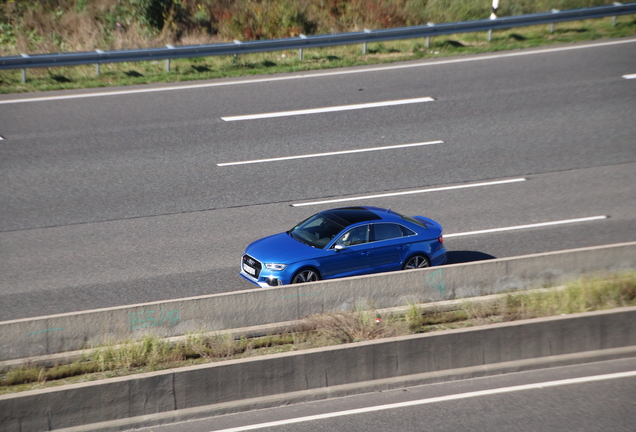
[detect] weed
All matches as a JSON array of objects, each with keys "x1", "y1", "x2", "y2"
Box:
[{"x1": 305, "y1": 309, "x2": 400, "y2": 344}]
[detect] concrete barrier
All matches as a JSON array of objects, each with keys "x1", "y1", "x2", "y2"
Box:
[
  {"x1": 2, "y1": 307, "x2": 636, "y2": 432},
  {"x1": 1, "y1": 242, "x2": 634, "y2": 361}
]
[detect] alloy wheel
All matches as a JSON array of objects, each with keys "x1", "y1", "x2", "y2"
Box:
[
  {"x1": 292, "y1": 269, "x2": 319, "y2": 283},
  {"x1": 403, "y1": 255, "x2": 430, "y2": 270}
]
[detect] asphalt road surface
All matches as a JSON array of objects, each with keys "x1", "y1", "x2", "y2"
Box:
[
  {"x1": 1, "y1": 38, "x2": 635, "y2": 320},
  {"x1": 134, "y1": 357, "x2": 636, "y2": 432}
]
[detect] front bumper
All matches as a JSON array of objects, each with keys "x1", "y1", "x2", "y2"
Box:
[{"x1": 239, "y1": 269, "x2": 284, "y2": 288}]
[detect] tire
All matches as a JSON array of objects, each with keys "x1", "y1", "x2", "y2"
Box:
[
  {"x1": 291, "y1": 268, "x2": 321, "y2": 284},
  {"x1": 402, "y1": 254, "x2": 430, "y2": 270}
]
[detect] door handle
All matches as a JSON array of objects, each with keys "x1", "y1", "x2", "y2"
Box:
[{"x1": 361, "y1": 251, "x2": 370, "y2": 256}]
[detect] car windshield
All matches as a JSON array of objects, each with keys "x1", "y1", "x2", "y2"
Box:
[{"x1": 288, "y1": 213, "x2": 346, "y2": 248}]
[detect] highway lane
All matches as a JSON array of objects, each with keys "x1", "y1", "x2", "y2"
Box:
[
  {"x1": 1, "y1": 39, "x2": 635, "y2": 320},
  {"x1": 2, "y1": 39, "x2": 635, "y2": 230},
  {"x1": 1, "y1": 164, "x2": 634, "y2": 320},
  {"x1": 134, "y1": 357, "x2": 636, "y2": 432}
]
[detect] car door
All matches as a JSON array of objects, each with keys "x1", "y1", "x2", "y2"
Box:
[
  {"x1": 319, "y1": 224, "x2": 372, "y2": 279},
  {"x1": 370, "y1": 223, "x2": 416, "y2": 272}
]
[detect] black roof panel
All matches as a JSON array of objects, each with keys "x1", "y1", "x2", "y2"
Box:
[{"x1": 320, "y1": 207, "x2": 381, "y2": 227}]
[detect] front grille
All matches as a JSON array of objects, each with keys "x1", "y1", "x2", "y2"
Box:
[{"x1": 242, "y1": 254, "x2": 262, "y2": 279}]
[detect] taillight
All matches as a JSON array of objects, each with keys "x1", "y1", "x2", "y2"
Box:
[{"x1": 438, "y1": 235, "x2": 443, "y2": 243}]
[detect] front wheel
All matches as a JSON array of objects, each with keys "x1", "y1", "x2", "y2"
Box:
[
  {"x1": 291, "y1": 268, "x2": 321, "y2": 284},
  {"x1": 402, "y1": 254, "x2": 430, "y2": 270}
]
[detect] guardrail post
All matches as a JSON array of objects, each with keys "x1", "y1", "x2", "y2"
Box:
[
  {"x1": 488, "y1": 1, "x2": 496, "y2": 43},
  {"x1": 20, "y1": 54, "x2": 29, "y2": 83},
  {"x1": 95, "y1": 49, "x2": 104, "y2": 76},
  {"x1": 299, "y1": 34, "x2": 307, "y2": 61},
  {"x1": 426, "y1": 23, "x2": 435, "y2": 48},
  {"x1": 550, "y1": 10, "x2": 560, "y2": 33},
  {"x1": 233, "y1": 40, "x2": 242, "y2": 65},
  {"x1": 362, "y1": 29, "x2": 371, "y2": 54},
  {"x1": 613, "y1": 2, "x2": 622, "y2": 26},
  {"x1": 165, "y1": 45, "x2": 174, "y2": 72}
]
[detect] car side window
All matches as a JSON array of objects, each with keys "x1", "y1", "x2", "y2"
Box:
[
  {"x1": 335, "y1": 225, "x2": 370, "y2": 247},
  {"x1": 373, "y1": 223, "x2": 415, "y2": 241}
]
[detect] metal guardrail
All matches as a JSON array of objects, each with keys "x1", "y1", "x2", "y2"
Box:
[{"x1": 1, "y1": 3, "x2": 635, "y2": 81}]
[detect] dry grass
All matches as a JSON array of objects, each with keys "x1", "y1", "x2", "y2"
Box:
[
  {"x1": 302, "y1": 309, "x2": 404, "y2": 345},
  {"x1": 0, "y1": 0, "x2": 619, "y2": 56}
]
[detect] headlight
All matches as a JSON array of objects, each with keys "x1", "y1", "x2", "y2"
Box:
[{"x1": 265, "y1": 263, "x2": 287, "y2": 271}]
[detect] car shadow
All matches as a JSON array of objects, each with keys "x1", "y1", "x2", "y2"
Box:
[{"x1": 445, "y1": 250, "x2": 496, "y2": 265}]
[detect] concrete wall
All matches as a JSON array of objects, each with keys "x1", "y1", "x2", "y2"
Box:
[
  {"x1": 2, "y1": 307, "x2": 636, "y2": 432},
  {"x1": 1, "y1": 242, "x2": 635, "y2": 361}
]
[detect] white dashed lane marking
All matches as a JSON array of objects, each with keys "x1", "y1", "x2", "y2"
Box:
[
  {"x1": 291, "y1": 178, "x2": 527, "y2": 207},
  {"x1": 220, "y1": 97, "x2": 435, "y2": 121},
  {"x1": 217, "y1": 140, "x2": 443, "y2": 166},
  {"x1": 445, "y1": 215, "x2": 608, "y2": 238}
]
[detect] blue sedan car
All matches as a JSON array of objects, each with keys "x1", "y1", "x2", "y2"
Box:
[{"x1": 240, "y1": 206, "x2": 446, "y2": 287}]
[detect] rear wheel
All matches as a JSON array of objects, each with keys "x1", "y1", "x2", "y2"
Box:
[
  {"x1": 291, "y1": 268, "x2": 321, "y2": 284},
  {"x1": 402, "y1": 254, "x2": 430, "y2": 270}
]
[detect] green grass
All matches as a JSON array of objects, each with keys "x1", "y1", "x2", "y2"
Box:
[
  {"x1": 2, "y1": 271, "x2": 635, "y2": 395},
  {"x1": 1, "y1": 16, "x2": 634, "y2": 94}
]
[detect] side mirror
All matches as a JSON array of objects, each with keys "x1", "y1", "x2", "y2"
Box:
[{"x1": 334, "y1": 244, "x2": 346, "y2": 251}]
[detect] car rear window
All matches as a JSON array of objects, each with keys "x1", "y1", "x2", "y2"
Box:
[{"x1": 392, "y1": 211, "x2": 428, "y2": 228}]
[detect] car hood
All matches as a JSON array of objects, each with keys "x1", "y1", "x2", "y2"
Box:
[{"x1": 245, "y1": 232, "x2": 321, "y2": 264}]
